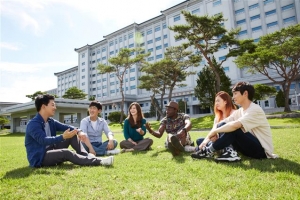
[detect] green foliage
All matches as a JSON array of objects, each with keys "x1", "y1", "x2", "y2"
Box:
[
  {"x1": 170, "y1": 11, "x2": 249, "y2": 92},
  {"x1": 194, "y1": 57, "x2": 232, "y2": 109},
  {"x1": 26, "y1": 91, "x2": 46, "y2": 100},
  {"x1": 253, "y1": 84, "x2": 277, "y2": 101},
  {"x1": 0, "y1": 116, "x2": 9, "y2": 129},
  {"x1": 107, "y1": 111, "x2": 127, "y2": 123},
  {"x1": 178, "y1": 100, "x2": 185, "y2": 113},
  {"x1": 235, "y1": 24, "x2": 300, "y2": 112},
  {"x1": 88, "y1": 96, "x2": 95, "y2": 101},
  {"x1": 276, "y1": 89, "x2": 285, "y2": 107},
  {"x1": 62, "y1": 87, "x2": 87, "y2": 100}
]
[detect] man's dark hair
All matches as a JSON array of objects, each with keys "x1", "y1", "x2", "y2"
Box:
[
  {"x1": 35, "y1": 94, "x2": 55, "y2": 112},
  {"x1": 232, "y1": 82, "x2": 255, "y2": 101},
  {"x1": 89, "y1": 101, "x2": 102, "y2": 110}
]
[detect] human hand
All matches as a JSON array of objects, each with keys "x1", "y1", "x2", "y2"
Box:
[
  {"x1": 199, "y1": 138, "x2": 210, "y2": 149},
  {"x1": 210, "y1": 134, "x2": 218, "y2": 142},
  {"x1": 62, "y1": 129, "x2": 77, "y2": 139},
  {"x1": 145, "y1": 122, "x2": 152, "y2": 132},
  {"x1": 107, "y1": 140, "x2": 114, "y2": 150},
  {"x1": 131, "y1": 141, "x2": 137, "y2": 145},
  {"x1": 77, "y1": 132, "x2": 88, "y2": 142}
]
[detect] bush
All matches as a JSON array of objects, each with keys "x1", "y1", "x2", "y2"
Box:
[
  {"x1": 108, "y1": 111, "x2": 127, "y2": 123},
  {"x1": 276, "y1": 89, "x2": 285, "y2": 107}
]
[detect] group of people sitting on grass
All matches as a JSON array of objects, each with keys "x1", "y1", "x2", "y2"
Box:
[{"x1": 25, "y1": 81, "x2": 278, "y2": 168}]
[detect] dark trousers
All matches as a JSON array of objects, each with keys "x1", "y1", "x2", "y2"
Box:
[
  {"x1": 120, "y1": 138, "x2": 153, "y2": 151},
  {"x1": 213, "y1": 123, "x2": 267, "y2": 159},
  {"x1": 42, "y1": 135, "x2": 101, "y2": 166}
]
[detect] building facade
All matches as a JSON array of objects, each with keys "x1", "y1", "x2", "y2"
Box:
[{"x1": 55, "y1": 0, "x2": 300, "y2": 117}]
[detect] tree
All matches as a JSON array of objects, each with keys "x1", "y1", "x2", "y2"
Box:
[
  {"x1": 0, "y1": 116, "x2": 9, "y2": 129},
  {"x1": 170, "y1": 11, "x2": 252, "y2": 92},
  {"x1": 253, "y1": 84, "x2": 277, "y2": 103},
  {"x1": 89, "y1": 96, "x2": 96, "y2": 101},
  {"x1": 235, "y1": 24, "x2": 300, "y2": 112},
  {"x1": 139, "y1": 45, "x2": 200, "y2": 119},
  {"x1": 62, "y1": 87, "x2": 87, "y2": 100},
  {"x1": 108, "y1": 111, "x2": 127, "y2": 123},
  {"x1": 276, "y1": 89, "x2": 285, "y2": 107},
  {"x1": 194, "y1": 57, "x2": 232, "y2": 110},
  {"x1": 26, "y1": 91, "x2": 46, "y2": 100},
  {"x1": 98, "y1": 48, "x2": 150, "y2": 124}
]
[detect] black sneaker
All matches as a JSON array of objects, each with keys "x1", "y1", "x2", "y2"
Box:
[
  {"x1": 170, "y1": 136, "x2": 185, "y2": 152},
  {"x1": 168, "y1": 142, "x2": 180, "y2": 156},
  {"x1": 191, "y1": 146, "x2": 214, "y2": 159},
  {"x1": 215, "y1": 147, "x2": 241, "y2": 162}
]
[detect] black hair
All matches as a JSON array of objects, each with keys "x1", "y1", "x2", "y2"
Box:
[
  {"x1": 89, "y1": 101, "x2": 102, "y2": 110},
  {"x1": 35, "y1": 94, "x2": 55, "y2": 112},
  {"x1": 232, "y1": 82, "x2": 255, "y2": 101}
]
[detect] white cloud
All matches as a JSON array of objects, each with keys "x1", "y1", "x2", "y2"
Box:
[{"x1": 0, "y1": 42, "x2": 21, "y2": 51}]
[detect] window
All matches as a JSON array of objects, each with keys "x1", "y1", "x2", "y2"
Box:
[
  {"x1": 252, "y1": 26, "x2": 262, "y2": 32},
  {"x1": 130, "y1": 52, "x2": 134, "y2": 56},
  {"x1": 110, "y1": 90, "x2": 115, "y2": 94},
  {"x1": 82, "y1": 62, "x2": 85, "y2": 66},
  {"x1": 267, "y1": 21, "x2": 278, "y2": 28},
  {"x1": 119, "y1": 37, "x2": 122, "y2": 42},
  {"x1": 82, "y1": 53, "x2": 85, "y2": 58},
  {"x1": 140, "y1": 42, "x2": 145, "y2": 47},
  {"x1": 97, "y1": 79, "x2": 101, "y2": 83},
  {"x1": 254, "y1": 38, "x2": 260, "y2": 43},
  {"x1": 213, "y1": 0, "x2": 221, "y2": 7},
  {"x1": 290, "y1": 84, "x2": 295, "y2": 89},
  {"x1": 102, "y1": 56, "x2": 106, "y2": 60},
  {"x1": 156, "y1": 45, "x2": 162, "y2": 50},
  {"x1": 155, "y1": 37, "x2": 161, "y2": 42},
  {"x1": 162, "y1": 23, "x2": 167, "y2": 29},
  {"x1": 91, "y1": 74, "x2": 96, "y2": 77},
  {"x1": 102, "y1": 85, "x2": 107, "y2": 89},
  {"x1": 237, "y1": 19, "x2": 246, "y2": 25},
  {"x1": 192, "y1": 8, "x2": 200, "y2": 14},
  {"x1": 174, "y1": 15, "x2": 180, "y2": 22},
  {"x1": 249, "y1": 3, "x2": 259, "y2": 10},
  {"x1": 124, "y1": 35, "x2": 127, "y2": 40},
  {"x1": 82, "y1": 69, "x2": 85, "y2": 72},
  {"x1": 147, "y1": 29, "x2": 152, "y2": 35},
  {"x1": 102, "y1": 78, "x2": 107, "y2": 81},
  {"x1": 141, "y1": 32, "x2": 144, "y2": 37},
  {"x1": 110, "y1": 51, "x2": 114, "y2": 55},
  {"x1": 219, "y1": 56, "x2": 226, "y2": 61},
  {"x1": 282, "y1": 4, "x2": 294, "y2": 11},
  {"x1": 264, "y1": 100, "x2": 269, "y2": 107},
  {"x1": 283, "y1": 16, "x2": 296, "y2": 24},
  {"x1": 264, "y1": 0, "x2": 274, "y2": 5},
  {"x1": 156, "y1": 54, "x2": 163, "y2": 59},
  {"x1": 97, "y1": 50, "x2": 100, "y2": 54},
  {"x1": 130, "y1": 77, "x2": 135, "y2": 81},
  {"x1": 82, "y1": 82, "x2": 85, "y2": 86},
  {"x1": 128, "y1": 33, "x2": 133, "y2": 39},
  {"x1": 155, "y1": 26, "x2": 161, "y2": 32},
  {"x1": 102, "y1": 93, "x2": 107, "y2": 96},
  {"x1": 130, "y1": 68, "x2": 135, "y2": 72},
  {"x1": 265, "y1": 9, "x2": 276, "y2": 17},
  {"x1": 235, "y1": 8, "x2": 245, "y2": 15},
  {"x1": 239, "y1": 30, "x2": 247, "y2": 36},
  {"x1": 110, "y1": 73, "x2": 115, "y2": 78},
  {"x1": 109, "y1": 41, "x2": 114, "y2": 46},
  {"x1": 130, "y1": 85, "x2": 136, "y2": 90},
  {"x1": 147, "y1": 40, "x2": 153, "y2": 44},
  {"x1": 164, "y1": 43, "x2": 168, "y2": 48},
  {"x1": 250, "y1": 14, "x2": 260, "y2": 21},
  {"x1": 81, "y1": 75, "x2": 85, "y2": 79},
  {"x1": 97, "y1": 94, "x2": 101, "y2": 97},
  {"x1": 102, "y1": 47, "x2": 106, "y2": 52},
  {"x1": 97, "y1": 58, "x2": 101, "y2": 62},
  {"x1": 129, "y1": 43, "x2": 134, "y2": 48},
  {"x1": 148, "y1": 56, "x2": 154, "y2": 61},
  {"x1": 115, "y1": 39, "x2": 117, "y2": 44},
  {"x1": 164, "y1": 34, "x2": 168, "y2": 39},
  {"x1": 223, "y1": 67, "x2": 229, "y2": 72}
]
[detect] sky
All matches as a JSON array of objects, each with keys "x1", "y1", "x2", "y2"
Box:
[{"x1": 0, "y1": 0, "x2": 184, "y2": 103}]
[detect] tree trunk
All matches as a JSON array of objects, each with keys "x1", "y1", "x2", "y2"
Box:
[
  {"x1": 119, "y1": 82, "x2": 125, "y2": 125},
  {"x1": 282, "y1": 83, "x2": 291, "y2": 112}
]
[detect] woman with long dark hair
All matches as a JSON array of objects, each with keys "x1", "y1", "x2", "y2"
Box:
[{"x1": 120, "y1": 102, "x2": 153, "y2": 152}]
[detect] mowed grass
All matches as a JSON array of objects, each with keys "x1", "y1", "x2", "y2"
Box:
[{"x1": 1, "y1": 119, "x2": 300, "y2": 200}]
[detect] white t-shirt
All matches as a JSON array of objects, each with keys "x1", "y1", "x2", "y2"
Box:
[{"x1": 224, "y1": 102, "x2": 278, "y2": 158}]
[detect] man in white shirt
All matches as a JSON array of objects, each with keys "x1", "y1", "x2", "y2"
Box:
[{"x1": 191, "y1": 82, "x2": 278, "y2": 162}]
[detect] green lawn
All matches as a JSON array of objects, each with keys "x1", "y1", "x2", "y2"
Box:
[{"x1": 1, "y1": 121, "x2": 300, "y2": 199}]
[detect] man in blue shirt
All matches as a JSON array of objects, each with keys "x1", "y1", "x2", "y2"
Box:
[
  {"x1": 80, "y1": 101, "x2": 120, "y2": 156},
  {"x1": 25, "y1": 94, "x2": 113, "y2": 167}
]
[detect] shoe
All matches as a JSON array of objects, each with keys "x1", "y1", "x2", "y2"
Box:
[
  {"x1": 215, "y1": 147, "x2": 241, "y2": 162},
  {"x1": 121, "y1": 148, "x2": 134, "y2": 153},
  {"x1": 184, "y1": 145, "x2": 196, "y2": 152},
  {"x1": 170, "y1": 136, "x2": 185, "y2": 152},
  {"x1": 101, "y1": 156, "x2": 114, "y2": 166},
  {"x1": 88, "y1": 153, "x2": 96, "y2": 158},
  {"x1": 168, "y1": 142, "x2": 180, "y2": 156},
  {"x1": 191, "y1": 146, "x2": 214, "y2": 159},
  {"x1": 106, "y1": 149, "x2": 121, "y2": 155}
]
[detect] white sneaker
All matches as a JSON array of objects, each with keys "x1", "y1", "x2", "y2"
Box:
[
  {"x1": 101, "y1": 156, "x2": 114, "y2": 166},
  {"x1": 184, "y1": 145, "x2": 196, "y2": 152},
  {"x1": 88, "y1": 153, "x2": 96, "y2": 158},
  {"x1": 106, "y1": 149, "x2": 121, "y2": 155}
]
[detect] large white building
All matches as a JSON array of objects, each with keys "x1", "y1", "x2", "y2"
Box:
[{"x1": 55, "y1": 0, "x2": 300, "y2": 118}]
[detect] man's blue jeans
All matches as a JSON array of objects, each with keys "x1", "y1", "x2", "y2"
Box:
[
  {"x1": 83, "y1": 140, "x2": 118, "y2": 156},
  {"x1": 213, "y1": 122, "x2": 267, "y2": 159}
]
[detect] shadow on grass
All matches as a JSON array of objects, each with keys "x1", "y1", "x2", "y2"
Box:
[
  {"x1": 0, "y1": 132, "x2": 25, "y2": 137},
  {"x1": 216, "y1": 157, "x2": 300, "y2": 176},
  {"x1": 1, "y1": 163, "x2": 104, "y2": 180}
]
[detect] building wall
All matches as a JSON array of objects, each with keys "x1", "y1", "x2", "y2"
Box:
[{"x1": 65, "y1": 0, "x2": 299, "y2": 115}]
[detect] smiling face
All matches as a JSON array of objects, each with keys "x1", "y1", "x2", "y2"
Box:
[
  {"x1": 130, "y1": 105, "x2": 138, "y2": 117},
  {"x1": 43, "y1": 100, "x2": 56, "y2": 117},
  {"x1": 215, "y1": 96, "x2": 227, "y2": 112},
  {"x1": 232, "y1": 91, "x2": 246, "y2": 106},
  {"x1": 89, "y1": 106, "x2": 101, "y2": 119},
  {"x1": 166, "y1": 106, "x2": 177, "y2": 118}
]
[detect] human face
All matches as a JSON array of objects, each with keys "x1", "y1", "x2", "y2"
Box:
[
  {"x1": 130, "y1": 105, "x2": 138, "y2": 116},
  {"x1": 89, "y1": 106, "x2": 101, "y2": 119},
  {"x1": 215, "y1": 96, "x2": 226, "y2": 112},
  {"x1": 232, "y1": 91, "x2": 245, "y2": 106},
  {"x1": 43, "y1": 100, "x2": 56, "y2": 117},
  {"x1": 166, "y1": 107, "x2": 176, "y2": 118}
]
